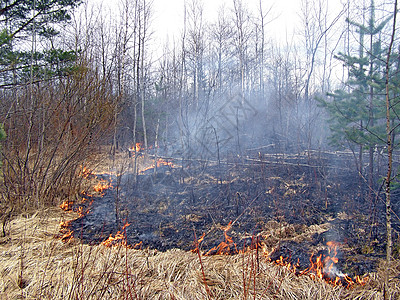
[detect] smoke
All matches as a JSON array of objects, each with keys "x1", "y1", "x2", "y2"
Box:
[{"x1": 164, "y1": 85, "x2": 329, "y2": 160}]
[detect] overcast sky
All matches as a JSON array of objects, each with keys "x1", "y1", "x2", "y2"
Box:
[
  {"x1": 86, "y1": 0, "x2": 350, "y2": 59},
  {"x1": 152, "y1": 0, "x2": 303, "y2": 42},
  {"x1": 90, "y1": 0, "x2": 346, "y2": 42}
]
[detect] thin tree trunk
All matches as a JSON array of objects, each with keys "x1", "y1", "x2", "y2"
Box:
[
  {"x1": 384, "y1": 0, "x2": 397, "y2": 265},
  {"x1": 140, "y1": 0, "x2": 148, "y2": 151},
  {"x1": 383, "y1": 2, "x2": 397, "y2": 298}
]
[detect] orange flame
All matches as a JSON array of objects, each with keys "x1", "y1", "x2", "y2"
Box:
[
  {"x1": 102, "y1": 232, "x2": 125, "y2": 247},
  {"x1": 101, "y1": 223, "x2": 130, "y2": 248},
  {"x1": 79, "y1": 166, "x2": 93, "y2": 179},
  {"x1": 61, "y1": 229, "x2": 73, "y2": 243},
  {"x1": 156, "y1": 159, "x2": 174, "y2": 168},
  {"x1": 60, "y1": 220, "x2": 72, "y2": 228},
  {"x1": 93, "y1": 179, "x2": 112, "y2": 193},
  {"x1": 197, "y1": 233, "x2": 206, "y2": 244},
  {"x1": 60, "y1": 200, "x2": 74, "y2": 211},
  {"x1": 205, "y1": 221, "x2": 238, "y2": 255},
  {"x1": 75, "y1": 206, "x2": 90, "y2": 218},
  {"x1": 191, "y1": 233, "x2": 206, "y2": 253},
  {"x1": 133, "y1": 241, "x2": 143, "y2": 249},
  {"x1": 267, "y1": 241, "x2": 369, "y2": 288},
  {"x1": 121, "y1": 222, "x2": 130, "y2": 230},
  {"x1": 58, "y1": 220, "x2": 74, "y2": 243},
  {"x1": 139, "y1": 158, "x2": 175, "y2": 174}
]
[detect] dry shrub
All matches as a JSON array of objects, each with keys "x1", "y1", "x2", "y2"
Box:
[{"x1": 0, "y1": 63, "x2": 115, "y2": 215}]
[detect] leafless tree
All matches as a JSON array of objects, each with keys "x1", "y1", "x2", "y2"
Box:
[
  {"x1": 299, "y1": 0, "x2": 344, "y2": 150},
  {"x1": 232, "y1": 0, "x2": 252, "y2": 98}
]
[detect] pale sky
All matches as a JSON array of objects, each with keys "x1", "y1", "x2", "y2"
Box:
[
  {"x1": 152, "y1": 0, "x2": 302, "y2": 42},
  {"x1": 88, "y1": 0, "x2": 347, "y2": 53}
]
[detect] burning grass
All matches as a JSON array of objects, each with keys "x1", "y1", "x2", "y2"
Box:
[{"x1": 0, "y1": 210, "x2": 399, "y2": 299}]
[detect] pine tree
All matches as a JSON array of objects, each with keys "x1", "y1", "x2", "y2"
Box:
[
  {"x1": 0, "y1": 0, "x2": 82, "y2": 87},
  {"x1": 319, "y1": 0, "x2": 393, "y2": 202}
]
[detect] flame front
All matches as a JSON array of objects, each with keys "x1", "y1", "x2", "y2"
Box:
[
  {"x1": 267, "y1": 241, "x2": 369, "y2": 288},
  {"x1": 101, "y1": 223, "x2": 130, "y2": 248},
  {"x1": 93, "y1": 179, "x2": 112, "y2": 194},
  {"x1": 195, "y1": 234, "x2": 369, "y2": 288},
  {"x1": 59, "y1": 220, "x2": 74, "y2": 242},
  {"x1": 203, "y1": 221, "x2": 239, "y2": 255},
  {"x1": 139, "y1": 158, "x2": 175, "y2": 174},
  {"x1": 59, "y1": 200, "x2": 74, "y2": 211},
  {"x1": 58, "y1": 167, "x2": 111, "y2": 243}
]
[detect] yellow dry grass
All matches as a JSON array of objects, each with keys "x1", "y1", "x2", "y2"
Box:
[{"x1": 0, "y1": 209, "x2": 399, "y2": 299}]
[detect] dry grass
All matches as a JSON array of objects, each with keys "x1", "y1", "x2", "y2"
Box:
[{"x1": 0, "y1": 210, "x2": 399, "y2": 299}]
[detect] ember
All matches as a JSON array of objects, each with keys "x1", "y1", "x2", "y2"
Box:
[{"x1": 59, "y1": 200, "x2": 74, "y2": 211}]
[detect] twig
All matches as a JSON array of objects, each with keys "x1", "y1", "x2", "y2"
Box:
[{"x1": 193, "y1": 229, "x2": 212, "y2": 299}]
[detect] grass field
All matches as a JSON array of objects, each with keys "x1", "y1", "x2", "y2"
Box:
[{"x1": 0, "y1": 208, "x2": 399, "y2": 299}]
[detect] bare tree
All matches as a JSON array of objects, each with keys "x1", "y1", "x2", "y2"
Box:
[
  {"x1": 209, "y1": 5, "x2": 232, "y2": 100},
  {"x1": 232, "y1": 0, "x2": 252, "y2": 98},
  {"x1": 299, "y1": 0, "x2": 344, "y2": 150},
  {"x1": 186, "y1": 0, "x2": 206, "y2": 111}
]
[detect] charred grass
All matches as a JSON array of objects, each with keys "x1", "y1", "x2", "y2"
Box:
[
  {"x1": 0, "y1": 209, "x2": 399, "y2": 299},
  {"x1": 2, "y1": 150, "x2": 400, "y2": 299}
]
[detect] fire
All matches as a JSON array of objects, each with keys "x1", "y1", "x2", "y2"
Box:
[
  {"x1": 195, "y1": 231, "x2": 368, "y2": 288},
  {"x1": 274, "y1": 256, "x2": 301, "y2": 274},
  {"x1": 79, "y1": 166, "x2": 94, "y2": 179},
  {"x1": 304, "y1": 241, "x2": 346, "y2": 284},
  {"x1": 59, "y1": 198, "x2": 92, "y2": 217},
  {"x1": 133, "y1": 241, "x2": 143, "y2": 249},
  {"x1": 197, "y1": 233, "x2": 206, "y2": 244},
  {"x1": 76, "y1": 206, "x2": 90, "y2": 218},
  {"x1": 266, "y1": 241, "x2": 369, "y2": 288},
  {"x1": 101, "y1": 223, "x2": 130, "y2": 248},
  {"x1": 129, "y1": 142, "x2": 142, "y2": 153},
  {"x1": 191, "y1": 233, "x2": 206, "y2": 254},
  {"x1": 60, "y1": 200, "x2": 74, "y2": 211},
  {"x1": 204, "y1": 221, "x2": 239, "y2": 255},
  {"x1": 156, "y1": 159, "x2": 174, "y2": 168},
  {"x1": 61, "y1": 229, "x2": 73, "y2": 243},
  {"x1": 58, "y1": 168, "x2": 106, "y2": 243},
  {"x1": 102, "y1": 232, "x2": 126, "y2": 247},
  {"x1": 60, "y1": 220, "x2": 72, "y2": 228},
  {"x1": 58, "y1": 220, "x2": 74, "y2": 242},
  {"x1": 93, "y1": 179, "x2": 112, "y2": 193},
  {"x1": 139, "y1": 158, "x2": 175, "y2": 174},
  {"x1": 193, "y1": 222, "x2": 264, "y2": 256}
]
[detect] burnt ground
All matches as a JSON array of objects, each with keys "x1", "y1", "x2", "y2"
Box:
[{"x1": 66, "y1": 150, "x2": 400, "y2": 279}]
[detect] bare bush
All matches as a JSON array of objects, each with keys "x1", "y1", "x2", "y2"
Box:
[{"x1": 0, "y1": 62, "x2": 115, "y2": 213}]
